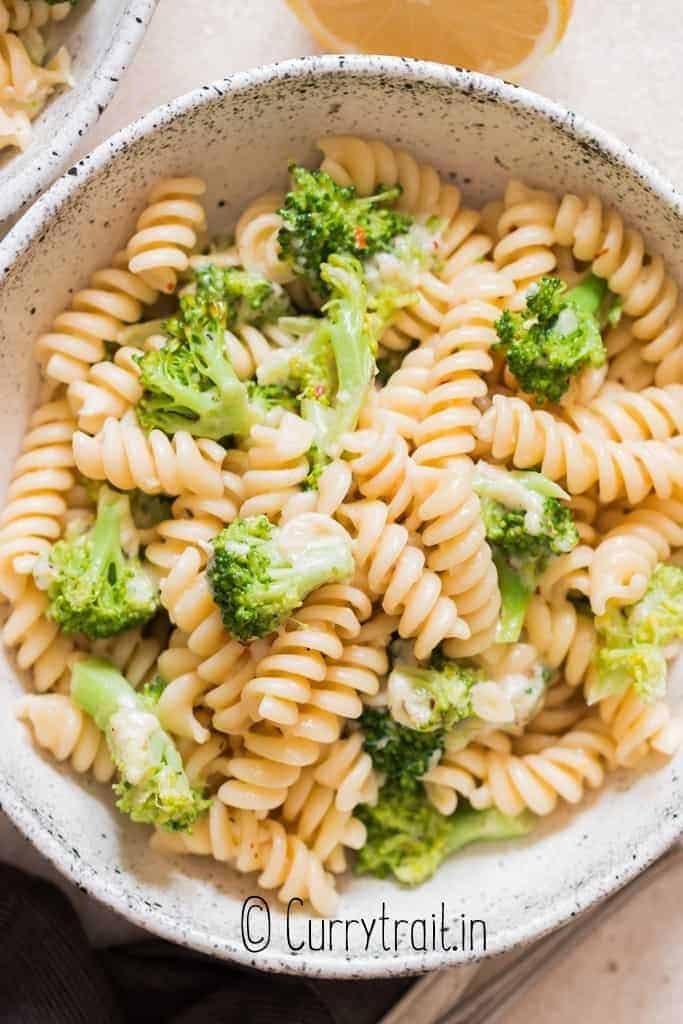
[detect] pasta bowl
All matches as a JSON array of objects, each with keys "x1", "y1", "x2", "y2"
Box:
[
  {"x1": 1, "y1": 55, "x2": 683, "y2": 978},
  {"x1": 0, "y1": 0, "x2": 158, "y2": 230}
]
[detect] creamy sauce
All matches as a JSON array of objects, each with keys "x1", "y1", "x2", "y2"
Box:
[
  {"x1": 278, "y1": 512, "x2": 350, "y2": 558},
  {"x1": 475, "y1": 463, "x2": 547, "y2": 535},
  {"x1": 387, "y1": 667, "x2": 434, "y2": 729},
  {"x1": 109, "y1": 708, "x2": 159, "y2": 784}
]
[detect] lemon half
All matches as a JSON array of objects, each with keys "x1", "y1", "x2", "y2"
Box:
[{"x1": 286, "y1": 0, "x2": 574, "y2": 81}]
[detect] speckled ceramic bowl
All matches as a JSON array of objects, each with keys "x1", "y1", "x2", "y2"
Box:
[
  {"x1": 1, "y1": 56, "x2": 682, "y2": 978},
  {"x1": 0, "y1": 0, "x2": 158, "y2": 229}
]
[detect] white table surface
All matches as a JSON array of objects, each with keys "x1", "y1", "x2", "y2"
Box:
[{"x1": 3, "y1": 0, "x2": 683, "y2": 1018}]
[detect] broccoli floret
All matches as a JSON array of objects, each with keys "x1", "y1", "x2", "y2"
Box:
[
  {"x1": 355, "y1": 782, "x2": 536, "y2": 885},
  {"x1": 387, "y1": 654, "x2": 479, "y2": 732},
  {"x1": 589, "y1": 564, "x2": 683, "y2": 704},
  {"x1": 277, "y1": 165, "x2": 412, "y2": 294},
  {"x1": 184, "y1": 264, "x2": 292, "y2": 327},
  {"x1": 258, "y1": 254, "x2": 380, "y2": 468},
  {"x1": 475, "y1": 464, "x2": 579, "y2": 642},
  {"x1": 134, "y1": 286, "x2": 253, "y2": 441},
  {"x1": 494, "y1": 275, "x2": 608, "y2": 404},
  {"x1": 207, "y1": 513, "x2": 353, "y2": 642},
  {"x1": 36, "y1": 486, "x2": 159, "y2": 639},
  {"x1": 247, "y1": 380, "x2": 300, "y2": 417},
  {"x1": 360, "y1": 706, "x2": 444, "y2": 792},
  {"x1": 139, "y1": 674, "x2": 167, "y2": 704},
  {"x1": 71, "y1": 658, "x2": 209, "y2": 831},
  {"x1": 620, "y1": 564, "x2": 683, "y2": 647},
  {"x1": 129, "y1": 491, "x2": 173, "y2": 531}
]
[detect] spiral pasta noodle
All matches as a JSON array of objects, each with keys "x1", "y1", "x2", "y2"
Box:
[
  {"x1": 492, "y1": 180, "x2": 558, "y2": 310},
  {"x1": 3, "y1": 578, "x2": 74, "y2": 691},
  {"x1": 234, "y1": 192, "x2": 295, "y2": 285},
  {"x1": 67, "y1": 343, "x2": 157, "y2": 434},
  {"x1": 91, "y1": 617, "x2": 170, "y2": 690},
  {"x1": 35, "y1": 252, "x2": 157, "y2": 385},
  {"x1": 423, "y1": 731, "x2": 510, "y2": 816},
  {"x1": 0, "y1": 28, "x2": 71, "y2": 151},
  {"x1": 553, "y1": 190, "x2": 683, "y2": 386},
  {"x1": 126, "y1": 178, "x2": 207, "y2": 294},
  {"x1": 563, "y1": 383, "x2": 683, "y2": 442},
  {"x1": 73, "y1": 411, "x2": 227, "y2": 498},
  {"x1": 152, "y1": 799, "x2": 338, "y2": 915},
  {"x1": 235, "y1": 581, "x2": 369, "y2": 731},
  {"x1": 281, "y1": 764, "x2": 367, "y2": 872},
  {"x1": 216, "y1": 722, "x2": 324, "y2": 812},
  {"x1": 476, "y1": 394, "x2": 683, "y2": 503},
  {"x1": 1, "y1": 1, "x2": 71, "y2": 32},
  {"x1": 597, "y1": 686, "x2": 683, "y2": 766},
  {"x1": 524, "y1": 594, "x2": 597, "y2": 687},
  {"x1": 144, "y1": 455, "x2": 246, "y2": 576},
  {"x1": 409, "y1": 463, "x2": 500, "y2": 657},
  {"x1": 16, "y1": 692, "x2": 115, "y2": 781},
  {"x1": 360, "y1": 346, "x2": 433, "y2": 440},
  {"x1": 341, "y1": 498, "x2": 468, "y2": 659},
  {"x1": 239, "y1": 411, "x2": 315, "y2": 520},
  {"x1": 412, "y1": 264, "x2": 514, "y2": 467},
  {"x1": 342, "y1": 427, "x2": 414, "y2": 523},
  {"x1": 0, "y1": 398, "x2": 76, "y2": 601},
  {"x1": 469, "y1": 719, "x2": 616, "y2": 816},
  {"x1": 312, "y1": 731, "x2": 379, "y2": 813}
]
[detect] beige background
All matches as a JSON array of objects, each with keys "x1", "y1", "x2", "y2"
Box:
[{"x1": 2, "y1": 0, "x2": 683, "y2": 1019}]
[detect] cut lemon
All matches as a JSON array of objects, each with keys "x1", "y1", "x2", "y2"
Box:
[{"x1": 286, "y1": 0, "x2": 574, "y2": 81}]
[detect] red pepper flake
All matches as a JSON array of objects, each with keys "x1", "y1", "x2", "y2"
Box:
[
  {"x1": 354, "y1": 225, "x2": 367, "y2": 249},
  {"x1": 314, "y1": 384, "x2": 326, "y2": 399}
]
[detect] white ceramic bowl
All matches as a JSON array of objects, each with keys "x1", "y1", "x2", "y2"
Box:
[
  {"x1": 1, "y1": 55, "x2": 682, "y2": 978},
  {"x1": 0, "y1": 0, "x2": 158, "y2": 229}
]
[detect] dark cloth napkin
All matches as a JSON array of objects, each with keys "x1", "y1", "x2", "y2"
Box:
[{"x1": 0, "y1": 862, "x2": 411, "y2": 1024}]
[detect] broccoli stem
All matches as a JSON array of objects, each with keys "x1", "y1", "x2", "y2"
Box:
[
  {"x1": 442, "y1": 807, "x2": 537, "y2": 859},
  {"x1": 495, "y1": 554, "x2": 532, "y2": 643},
  {"x1": 71, "y1": 655, "x2": 138, "y2": 732},
  {"x1": 79, "y1": 495, "x2": 124, "y2": 598},
  {"x1": 323, "y1": 257, "x2": 376, "y2": 445},
  {"x1": 72, "y1": 658, "x2": 209, "y2": 831},
  {"x1": 566, "y1": 273, "x2": 607, "y2": 316}
]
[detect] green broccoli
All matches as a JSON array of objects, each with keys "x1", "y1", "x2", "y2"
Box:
[
  {"x1": 258, "y1": 254, "x2": 380, "y2": 467},
  {"x1": 494, "y1": 275, "x2": 609, "y2": 404},
  {"x1": 207, "y1": 513, "x2": 353, "y2": 642},
  {"x1": 355, "y1": 782, "x2": 536, "y2": 885},
  {"x1": 246, "y1": 380, "x2": 300, "y2": 417},
  {"x1": 71, "y1": 658, "x2": 209, "y2": 831},
  {"x1": 277, "y1": 165, "x2": 412, "y2": 294},
  {"x1": 386, "y1": 650, "x2": 479, "y2": 732},
  {"x1": 475, "y1": 464, "x2": 579, "y2": 642},
  {"x1": 359, "y1": 706, "x2": 444, "y2": 792},
  {"x1": 134, "y1": 284, "x2": 253, "y2": 441},
  {"x1": 36, "y1": 486, "x2": 159, "y2": 639},
  {"x1": 589, "y1": 564, "x2": 683, "y2": 704},
  {"x1": 134, "y1": 263, "x2": 291, "y2": 440},
  {"x1": 183, "y1": 264, "x2": 292, "y2": 328}
]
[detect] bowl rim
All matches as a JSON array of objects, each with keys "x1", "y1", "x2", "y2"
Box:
[
  {"x1": 1, "y1": 53, "x2": 683, "y2": 978},
  {"x1": 0, "y1": 0, "x2": 159, "y2": 227}
]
